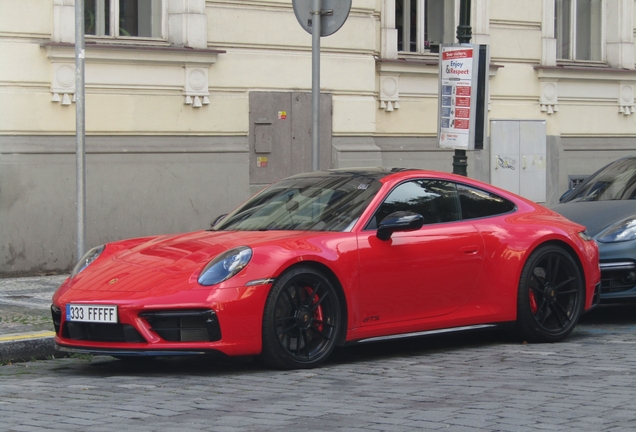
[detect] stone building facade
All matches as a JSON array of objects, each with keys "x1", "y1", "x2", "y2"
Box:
[{"x1": 1, "y1": 0, "x2": 635, "y2": 274}]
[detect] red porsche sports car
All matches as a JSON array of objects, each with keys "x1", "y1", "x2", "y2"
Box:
[{"x1": 52, "y1": 168, "x2": 601, "y2": 369}]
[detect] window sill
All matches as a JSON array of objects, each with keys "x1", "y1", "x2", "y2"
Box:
[
  {"x1": 398, "y1": 51, "x2": 441, "y2": 60},
  {"x1": 376, "y1": 57, "x2": 440, "y2": 78},
  {"x1": 534, "y1": 64, "x2": 636, "y2": 115},
  {"x1": 84, "y1": 36, "x2": 170, "y2": 46},
  {"x1": 556, "y1": 59, "x2": 608, "y2": 68},
  {"x1": 42, "y1": 42, "x2": 225, "y2": 66},
  {"x1": 535, "y1": 64, "x2": 636, "y2": 79},
  {"x1": 41, "y1": 42, "x2": 225, "y2": 108}
]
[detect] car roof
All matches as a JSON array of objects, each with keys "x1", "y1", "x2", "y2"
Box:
[
  {"x1": 283, "y1": 168, "x2": 514, "y2": 193},
  {"x1": 284, "y1": 167, "x2": 417, "y2": 181}
]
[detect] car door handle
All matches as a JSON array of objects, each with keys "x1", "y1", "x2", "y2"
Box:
[{"x1": 459, "y1": 245, "x2": 480, "y2": 254}]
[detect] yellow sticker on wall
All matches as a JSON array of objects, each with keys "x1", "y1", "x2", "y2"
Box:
[
  {"x1": 278, "y1": 111, "x2": 287, "y2": 120},
  {"x1": 257, "y1": 156, "x2": 268, "y2": 167}
]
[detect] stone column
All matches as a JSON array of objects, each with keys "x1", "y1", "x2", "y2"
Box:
[{"x1": 167, "y1": 0, "x2": 208, "y2": 48}]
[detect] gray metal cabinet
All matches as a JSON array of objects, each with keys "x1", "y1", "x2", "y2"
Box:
[
  {"x1": 249, "y1": 92, "x2": 332, "y2": 195},
  {"x1": 490, "y1": 120, "x2": 547, "y2": 203}
]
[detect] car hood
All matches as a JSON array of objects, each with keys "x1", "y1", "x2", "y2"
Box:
[
  {"x1": 68, "y1": 230, "x2": 326, "y2": 293},
  {"x1": 550, "y1": 200, "x2": 636, "y2": 238}
]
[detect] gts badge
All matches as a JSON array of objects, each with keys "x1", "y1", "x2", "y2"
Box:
[{"x1": 363, "y1": 315, "x2": 380, "y2": 323}]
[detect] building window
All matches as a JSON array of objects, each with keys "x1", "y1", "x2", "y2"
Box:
[
  {"x1": 395, "y1": 0, "x2": 455, "y2": 53},
  {"x1": 555, "y1": 0, "x2": 603, "y2": 61},
  {"x1": 85, "y1": 0, "x2": 163, "y2": 38}
]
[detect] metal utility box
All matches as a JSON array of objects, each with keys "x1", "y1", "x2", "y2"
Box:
[
  {"x1": 490, "y1": 120, "x2": 547, "y2": 203},
  {"x1": 249, "y1": 92, "x2": 332, "y2": 195}
]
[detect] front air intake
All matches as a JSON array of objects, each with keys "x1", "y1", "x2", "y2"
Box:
[
  {"x1": 139, "y1": 309, "x2": 221, "y2": 342},
  {"x1": 64, "y1": 322, "x2": 146, "y2": 343}
]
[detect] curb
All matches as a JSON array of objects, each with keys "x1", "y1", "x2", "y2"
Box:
[{"x1": 0, "y1": 332, "x2": 64, "y2": 363}]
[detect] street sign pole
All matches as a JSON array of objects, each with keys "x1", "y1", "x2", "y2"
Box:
[
  {"x1": 311, "y1": 0, "x2": 321, "y2": 171},
  {"x1": 75, "y1": 0, "x2": 86, "y2": 259},
  {"x1": 453, "y1": 0, "x2": 472, "y2": 176},
  {"x1": 293, "y1": 0, "x2": 351, "y2": 172}
]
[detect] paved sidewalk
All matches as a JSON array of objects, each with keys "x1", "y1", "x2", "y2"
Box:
[{"x1": 0, "y1": 275, "x2": 68, "y2": 363}]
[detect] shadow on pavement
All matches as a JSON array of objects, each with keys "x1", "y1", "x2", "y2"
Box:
[
  {"x1": 579, "y1": 303, "x2": 636, "y2": 325},
  {"x1": 56, "y1": 326, "x2": 511, "y2": 376},
  {"x1": 40, "y1": 304, "x2": 636, "y2": 377}
]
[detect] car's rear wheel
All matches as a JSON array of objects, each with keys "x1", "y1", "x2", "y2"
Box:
[
  {"x1": 515, "y1": 244, "x2": 584, "y2": 342},
  {"x1": 260, "y1": 266, "x2": 342, "y2": 369}
]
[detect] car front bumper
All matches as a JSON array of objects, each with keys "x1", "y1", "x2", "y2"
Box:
[
  {"x1": 52, "y1": 282, "x2": 272, "y2": 357},
  {"x1": 599, "y1": 261, "x2": 636, "y2": 302}
]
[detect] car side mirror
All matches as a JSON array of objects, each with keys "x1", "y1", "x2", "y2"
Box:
[{"x1": 377, "y1": 211, "x2": 424, "y2": 241}]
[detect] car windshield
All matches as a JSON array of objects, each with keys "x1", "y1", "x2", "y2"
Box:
[
  {"x1": 214, "y1": 174, "x2": 383, "y2": 232},
  {"x1": 564, "y1": 158, "x2": 636, "y2": 202}
]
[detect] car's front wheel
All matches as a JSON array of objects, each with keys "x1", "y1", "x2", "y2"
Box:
[
  {"x1": 260, "y1": 266, "x2": 342, "y2": 369},
  {"x1": 515, "y1": 244, "x2": 585, "y2": 342}
]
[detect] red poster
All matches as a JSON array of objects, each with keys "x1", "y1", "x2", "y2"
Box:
[
  {"x1": 456, "y1": 86, "x2": 471, "y2": 96},
  {"x1": 456, "y1": 97, "x2": 471, "y2": 107},
  {"x1": 455, "y1": 108, "x2": 470, "y2": 118},
  {"x1": 455, "y1": 119, "x2": 470, "y2": 129},
  {"x1": 442, "y1": 49, "x2": 473, "y2": 60}
]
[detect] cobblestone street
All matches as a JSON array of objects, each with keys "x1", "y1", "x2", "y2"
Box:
[
  {"x1": 1, "y1": 305, "x2": 635, "y2": 431},
  {"x1": 0, "y1": 276, "x2": 66, "y2": 335}
]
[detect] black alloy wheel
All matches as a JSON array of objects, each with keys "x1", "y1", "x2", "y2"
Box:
[
  {"x1": 515, "y1": 244, "x2": 585, "y2": 342},
  {"x1": 260, "y1": 266, "x2": 342, "y2": 369}
]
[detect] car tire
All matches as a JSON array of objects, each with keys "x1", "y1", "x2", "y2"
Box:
[
  {"x1": 260, "y1": 266, "x2": 342, "y2": 370},
  {"x1": 515, "y1": 244, "x2": 585, "y2": 343}
]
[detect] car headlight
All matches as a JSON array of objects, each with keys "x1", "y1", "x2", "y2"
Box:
[
  {"x1": 577, "y1": 230, "x2": 593, "y2": 242},
  {"x1": 198, "y1": 247, "x2": 252, "y2": 286},
  {"x1": 598, "y1": 218, "x2": 636, "y2": 243},
  {"x1": 71, "y1": 245, "x2": 105, "y2": 278}
]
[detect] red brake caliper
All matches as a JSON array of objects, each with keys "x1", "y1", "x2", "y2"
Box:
[
  {"x1": 306, "y1": 287, "x2": 324, "y2": 332},
  {"x1": 529, "y1": 290, "x2": 539, "y2": 314}
]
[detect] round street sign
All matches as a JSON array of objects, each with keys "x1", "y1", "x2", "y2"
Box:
[{"x1": 292, "y1": 0, "x2": 352, "y2": 37}]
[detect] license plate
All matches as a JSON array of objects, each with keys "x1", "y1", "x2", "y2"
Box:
[{"x1": 66, "y1": 304, "x2": 118, "y2": 323}]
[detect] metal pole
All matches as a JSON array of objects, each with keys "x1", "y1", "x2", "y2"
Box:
[
  {"x1": 452, "y1": 0, "x2": 472, "y2": 176},
  {"x1": 456, "y1": 0, "x2": 472, "y2": 44},
  {"x1": 311, "y1": 0, "x2": 321, "y2": 171},
  {"x1": 75, "y1": 0, "x2": 86, "y2": 259}
]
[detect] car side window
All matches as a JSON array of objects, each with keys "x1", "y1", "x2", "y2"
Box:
[
  {"x1": 457, "y1": 184, "x2": 516, "y2": 219},
  {"x1": 366, "y1": 180, "x2": 460, "y2": 230}
]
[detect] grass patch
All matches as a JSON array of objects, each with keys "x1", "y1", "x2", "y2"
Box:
[
  {"x1": 0, "y1": 313, "x2": 51, "y2": 326},
  {"x1": 70, "y1": 353, "x2": 94, "y2": 361}
]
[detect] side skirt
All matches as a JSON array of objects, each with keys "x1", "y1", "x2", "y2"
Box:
[{"x1": 351, "y1": 324, "x2": 498, "y2": 345}]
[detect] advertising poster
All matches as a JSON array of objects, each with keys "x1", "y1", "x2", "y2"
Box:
[{"x1": 438, "y1": 45, "x2": 477, "y2": 150}]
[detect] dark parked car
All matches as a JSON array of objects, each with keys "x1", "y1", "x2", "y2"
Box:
[{"x1": 552, "y1": 156, "x2": 636, "y2": 302}]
